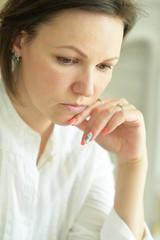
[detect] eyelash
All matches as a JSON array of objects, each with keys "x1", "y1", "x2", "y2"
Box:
[
  {"x1": 57, "y1": 57, "x2": 78, "y2": 64},
  {"x1": 96, "y1": 63, "x2": 112, "y2": 71},
  {"x1": 57, "y1": 57, "x2": 112, "y2": 71}
]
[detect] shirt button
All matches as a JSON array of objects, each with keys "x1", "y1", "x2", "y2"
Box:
[{"x1": 24, "y1": 219, "x2": 32, "y2": 227}]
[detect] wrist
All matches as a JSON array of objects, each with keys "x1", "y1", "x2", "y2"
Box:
[
  {"x1": 114, "y1": 153, "x2": 147, "y2": 240},
  {"x1": 116, "y1": 149, "x2": 148, "y2": 170}
]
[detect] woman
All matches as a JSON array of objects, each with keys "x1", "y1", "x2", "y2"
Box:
[{"x1": 0, "y1": 0, "x2": 153, "y2": 239}]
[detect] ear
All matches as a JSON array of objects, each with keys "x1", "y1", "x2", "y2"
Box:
[{"x1": 11, "y1": 31, "x2": 28, "y2": 56}]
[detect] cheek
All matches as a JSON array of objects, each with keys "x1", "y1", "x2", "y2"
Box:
[
  {"x1": 24, "y1": 59, "x2": 70, "y2": 98},
  {"x1": 41, "y1": 69, "x2": 72, "y2": 97},
  {"x1": 22, "y1": 47, "x2": 70, "y2": 94},
  {"x1": 95, "y1": 73, "x2": 112, "y2": 95}
]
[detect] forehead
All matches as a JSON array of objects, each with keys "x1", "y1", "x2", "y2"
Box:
[{"x1": 32, "y1": 9, "x2": 124, "y2": 58}]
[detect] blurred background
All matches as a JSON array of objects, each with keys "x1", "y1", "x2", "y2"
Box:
[
  {"x1": 0, "y1": 0, "x2": 159, "y2": 238},
  {"x1": 101, "y1": 1, "x2": 160, "y2": 239}
]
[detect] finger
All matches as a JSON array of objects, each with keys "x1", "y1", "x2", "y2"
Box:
[
  {"x1": 81, "y1": 105, "x2": 140, "y2": 145},
  {"x1": 81, "y1": 106, "x2": 122, "y2": 144},
  {"x1": 83, "y1": 102, "x2": 134, "y2": 138},
  {"x1": 106, "y1": 109, "x2": 143, "y2": 134},
  {"x1": 76, "y1": 119, "x2": 88, "y2": 131},
  {"x1": 69, "y1": 98, "x2": 111, "y2": 126},
  {"x1": 75, "y1": 98, "x2": 119, "y2": 126},
  {"x1": 68, "y1": 101, "x2": 97, "y2": 126},
  {"x1": 68, "y1": 98, "x2": 129, "y2": 126},
  {"x1": 116, "y1": 98, "x2": 129, "y2": 105}
]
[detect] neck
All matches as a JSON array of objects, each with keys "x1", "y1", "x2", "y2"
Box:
[
  {"x1": 9, "y1": 92, "x2": 53, "y2": 136},
  {"x1": 9, "y1": 69, "x2": 54, "y2": 136}
]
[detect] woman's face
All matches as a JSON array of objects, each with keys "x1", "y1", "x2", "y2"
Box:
[{"x1": 14, "y1": 9, "x2": 123, "y2": 126}]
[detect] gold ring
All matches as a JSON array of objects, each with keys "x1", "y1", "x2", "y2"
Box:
[
  {"x1": 116, "y1": 103, "x2": 124, "y2": 111},
  {"x1": 98, "y1": 99, "x2": 104, "y2": 104}
]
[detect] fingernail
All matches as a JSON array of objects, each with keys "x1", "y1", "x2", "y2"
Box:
[
  {"x1": 68, "y1": 117, "x2": 77, "y2": 126},
  {"x1": 102, "y1": 127, "x2": 109, "y2": 136},
  {"x1": 84, "y1": 132, "x2": 92, "y2": 143},
  {"x1": 81, "y1": 134, "x2": 86, "y2": 145}
]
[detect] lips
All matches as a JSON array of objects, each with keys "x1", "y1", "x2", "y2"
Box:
[{"x1": 62, "y1": 104, "x2": 86, "y2": 114}]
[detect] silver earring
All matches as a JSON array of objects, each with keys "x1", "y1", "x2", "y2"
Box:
[
  {"x1": 12, "y1": 53, "x2": 21, "y2": 72},
  {"x1": 12, "y1": 53, "x2": 21, "y2": 62}
]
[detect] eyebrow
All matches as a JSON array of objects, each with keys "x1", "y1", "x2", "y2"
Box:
[
  {"x1": 56, "y1": 45, "x2": 119, "y2": 62},
  {"x1": 56, "y1": 46, "x2": 88, "y2": 58}
]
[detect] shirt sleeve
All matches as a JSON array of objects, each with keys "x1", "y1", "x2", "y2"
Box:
[
  {"x1": 67, "y1": 145, "x2": 153, "y2": 240},
  {"x1": 100, "y1": 208, "x2": 154, "y2": 240}
]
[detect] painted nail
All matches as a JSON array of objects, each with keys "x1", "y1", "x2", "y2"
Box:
[
  {"x1": 84, "y1": 132, "x2": 93, "y2": 143},
  {"x1": 81, "y1": 134, "x2": 86, "y2": 145},
  {"x1": 102, "y1": 127, "x2": 109, "y2": 136},
  {"x1": 68, "y1": 117, "x2": 77, "y2": 126}
]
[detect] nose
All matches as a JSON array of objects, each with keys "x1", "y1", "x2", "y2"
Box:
[{"x1": 72, "y1": 69, "x2": 95, "y2": 97}]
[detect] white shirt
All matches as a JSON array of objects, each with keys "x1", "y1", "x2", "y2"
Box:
[{"x1": 0, "y1": 80, "x2": 153, "y2": 240}]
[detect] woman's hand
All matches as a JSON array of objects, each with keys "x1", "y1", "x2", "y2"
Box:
[
  {"x1": 69, "y1": 98, "x2": 147, "y2": 163},
  {"x1": 69, "y1": 98, "x2": 148, "y2": 239}
]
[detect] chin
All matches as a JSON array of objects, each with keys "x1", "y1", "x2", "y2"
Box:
[
  {"x1": 51, "y1": 118, "x2": 69, "y2": 126},
  {"x1": 48, "y1": 113, "x2": 73, "y2": 126}
]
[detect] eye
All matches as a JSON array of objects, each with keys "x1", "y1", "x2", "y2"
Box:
[
  {"x1": 57, "y1": 57, "x2": 77, "y2": 65},
  {"x1": 96, "y1": 63, "x2": 112, "y2": 71}
]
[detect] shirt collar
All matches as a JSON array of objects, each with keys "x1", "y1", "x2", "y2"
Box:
[{"x1": 0, "y1": 78, "x2": 41, "y2": 162}]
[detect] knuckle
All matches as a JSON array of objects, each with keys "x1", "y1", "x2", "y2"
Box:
[
  {"x1": 120, "y1": 110, "x2": 125, "y2": 118},
  {"x1": 137, "y1": 110, "x2": 144, "y2": 118},
  {"x1": 84, "y1": 126, "x2": 91, "y2": 135},
  {"x1": 77, "y1": 110, "x2": 89, "y2": 120},
  {"x1": 129, "y1": 104, "x2": 135, "y2": 109},
  {"x1": 103, "y1": 108, "x2": 112, "y2": 116},
  {"x1": 92, "y1": 106, "x2": 101, "y2": 115},
  {"x1": 76, "y1": 113, "x2": 82, "y2": 120},
  {"x1": 118, "y1": 98, "x2": 128, "y2": 104},
  {"x1": 91, "y1": 124, "x2": 100, "y2": 134}
]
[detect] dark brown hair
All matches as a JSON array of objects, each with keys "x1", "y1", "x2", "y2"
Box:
[{"x1": 0, "y1": 0, "x2": 141, "y2": 95}]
